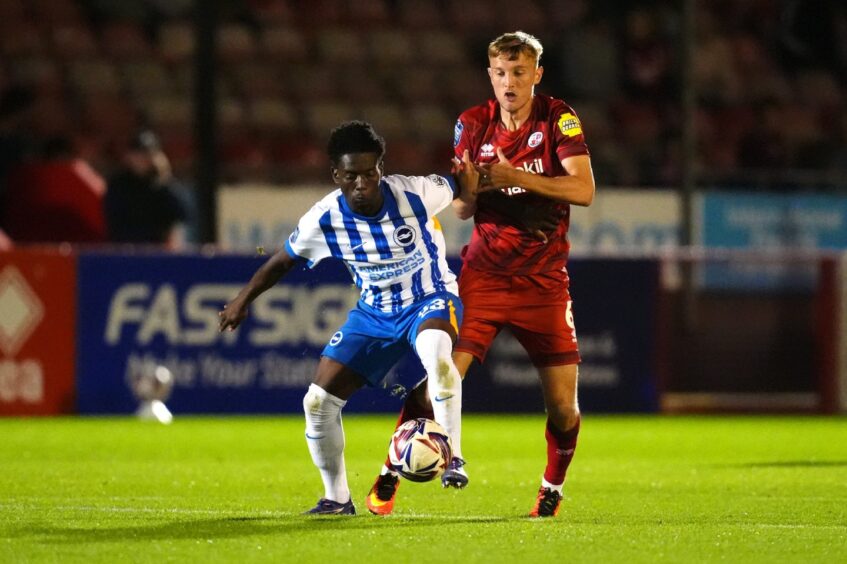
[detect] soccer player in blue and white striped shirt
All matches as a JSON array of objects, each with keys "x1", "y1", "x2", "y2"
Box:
[{"x1": 219, "y1": 121, "x2": 478, "y2": 515}]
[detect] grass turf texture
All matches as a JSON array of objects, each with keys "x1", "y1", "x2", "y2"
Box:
[{"x1": 1, "y1": 415, "x2": 845, "y2": 563}]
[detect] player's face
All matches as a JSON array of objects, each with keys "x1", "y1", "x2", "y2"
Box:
[
  {"x1": 487, "y1": 53, "x2": 543, "y2": 114},
  {"x1": 332, "y1": 152, "x2": 385, "y2": 216}
]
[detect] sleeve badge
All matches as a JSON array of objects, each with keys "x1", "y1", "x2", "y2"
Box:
[
  {"x1": 453, "y1": 119, "x2": 464, "y2": 147},
  {"x1": 557, "y1": 112, "x2": 582, "y2": 137}
]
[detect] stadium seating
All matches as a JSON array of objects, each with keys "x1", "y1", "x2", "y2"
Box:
[
  {"x1": 100, "y1": 22, "x2": 152, "y2": 60},
  {"x1": 260, "y1": 25, "x2": 309, "y2": 61},
  {"x1": 0, "y1": 0, "x2": 841, "y2": 185}
]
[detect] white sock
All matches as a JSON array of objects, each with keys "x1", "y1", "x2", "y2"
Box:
[
  {"x1": 415, "y1": 329, "x2": 463, "y2": 460},
  {"x1": 303, "y1": 383, "x2": 350, "y2": 503},
  {"x1": 542, "y1": 477, "x2": 564, "y2": 494}
]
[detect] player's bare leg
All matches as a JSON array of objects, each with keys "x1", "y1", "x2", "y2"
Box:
[
  {"x1": 452, "y1": 351, "x2": 474, "y2": 380},
  {"x1": 531, "y1": 363, "x2": 580, "y2": 517}
]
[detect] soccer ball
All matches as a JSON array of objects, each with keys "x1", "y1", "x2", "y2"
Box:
[{"x1": 387, "y1": 418, "x2": 453, "y2": 482}]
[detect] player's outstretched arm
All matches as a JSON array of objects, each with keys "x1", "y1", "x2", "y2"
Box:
[
  {"x1": 479, "y1": 149, "x2": 595, "y2": 207},
  {"x1": 451, "y1": 149, "x2": 479, "y2": 220},
  {"x1": 218, "y1": 247, "x2": 298, "y2": 332}
]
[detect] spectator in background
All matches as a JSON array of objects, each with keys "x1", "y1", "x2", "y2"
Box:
[
  {"x1": 1, "y1": 135, "x2": 108, "y2": 244},
  {"x1": 104, "y1": 129, "x2": 189, "y2": 249}
]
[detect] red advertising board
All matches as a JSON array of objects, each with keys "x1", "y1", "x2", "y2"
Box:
[{"x1": 0, "y1": 248, "x2": 77, "y2": 415}]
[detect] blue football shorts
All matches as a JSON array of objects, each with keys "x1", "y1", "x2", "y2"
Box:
[{"x1": 321, "y1": 291, "x2": 463, "y2": 387}]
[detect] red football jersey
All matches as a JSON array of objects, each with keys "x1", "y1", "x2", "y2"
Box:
[{"x1": 454, "y1": 93, "x2": 589, "y2": 274}]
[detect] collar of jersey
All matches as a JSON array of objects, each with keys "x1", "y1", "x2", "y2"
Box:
[
  {"x1": 495, "y1": 95, "x2": 538, "y2": 136},
  {"x1": 338, "y1": 180, "x2": 390, "y2": 220}
]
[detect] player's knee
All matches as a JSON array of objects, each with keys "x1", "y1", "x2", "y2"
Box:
[
  {"x1": 303, "y1": 383, "x2": 343, "y2": 418},
  {"x1": 303, "y1": 385, "x2": 322, "y2": 415},
  {"x1": 547, "y1": 402, "x2": 580, "y2": 430},
  {"x1": 416, "y1": 330, "x2": 454, "y2": 372}
]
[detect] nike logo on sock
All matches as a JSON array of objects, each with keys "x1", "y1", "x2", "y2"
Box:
[
  {"x1": 305, "y1": 433, "x2": 324, "y2": 440},
  {"x1": 434, "y1": 393, "x2": 455, "y2": 402}
]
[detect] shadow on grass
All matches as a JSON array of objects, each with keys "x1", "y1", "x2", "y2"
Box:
[
  {"x1": 13, "y1": 514, "x2": 513, "y2": 544},
  {"x1": 736, "y1": 460, "x2": 847, "y2": 468}
]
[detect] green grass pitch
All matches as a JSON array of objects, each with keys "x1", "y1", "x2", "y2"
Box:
[{"x1": 2, "y1": 415, "x2": 846, "y2": 562}]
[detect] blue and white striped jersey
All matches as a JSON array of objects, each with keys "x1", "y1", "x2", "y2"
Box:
[{"x1": 284, "y1": 174, "x2": 459, "y2": 313}]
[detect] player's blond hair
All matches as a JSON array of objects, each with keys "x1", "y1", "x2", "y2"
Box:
[{"x1": 487, "y1": 31, "x2": 543, "y2": 65}]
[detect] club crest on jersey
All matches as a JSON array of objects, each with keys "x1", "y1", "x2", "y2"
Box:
[
  {"x1": 427, "y1": 174, "x2": 446, "y2": 187},
  {"x1": 329, "y1": 331, "x2": 343, "y2": 346},
  {"x1": 393, "y1": 225, "x2": 417, "y2": 247},
  {"x1": 557, "y1": 112, "x2": 582, "y2": 137},
  {"x1": 528, "y1": 131, "x2": 543, "y2": 147},
  {"x1": 453, "y1": 120, "x2": 463, "y2": 147},
  {"x1": 480, "y1": 143, "x2": 495, "y2": 158}
]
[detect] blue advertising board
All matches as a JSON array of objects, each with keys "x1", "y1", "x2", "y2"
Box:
[
  {"x1": 76, "y1": 252, "x2": 415, "y2": 414},
  {"x1": 700, "y1": 192, "x2": 847, "y2": 249},
  {"x1": 76, "y1": 253, "x2": 659, "y2": 415},
  {"x1": 698, "y1": 192, "x2": 847, "y2": 290},
  {"x1": 461, "y1": 259, "x2": 660, "y2": 413}
]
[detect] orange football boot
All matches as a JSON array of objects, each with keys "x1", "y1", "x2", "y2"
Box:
[
  {"x1": 366, "y1": 473, "x2": 400, "y2": 515},
  {"x1": 529, "y1": 486, "x2": 562, "y2": 517}
]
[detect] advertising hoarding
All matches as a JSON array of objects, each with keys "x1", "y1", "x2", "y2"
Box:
[{"x1": 0, "y1": 249, "x2": 76, "y2": 415}]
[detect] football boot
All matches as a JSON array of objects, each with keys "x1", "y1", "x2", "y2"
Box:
[
  {"x1": 366, "y1": 473, "x2": 400, "y2": 515},
  {"x1": 529, "y1": 487, "x2": 562, "y2": 518},
  {"x1": 441, "y1": 456, "x2": 468, "y2": 489},
  {"x1": 304, "y1": 498, "x2": 356, "y2": 515}
]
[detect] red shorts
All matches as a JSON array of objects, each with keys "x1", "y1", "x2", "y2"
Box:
[{"x1": 455, "y1": 267, "x2": 580, "y2": 367}]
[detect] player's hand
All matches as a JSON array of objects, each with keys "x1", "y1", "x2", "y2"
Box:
[
  {"x1": 452, "y1": 150, "x2": 479, "y2": 201},
  {"x1": 450, "y1": 154, "x2": 464, "y2": 176},
  {"x1": 494, "y1": 147, "x2": 513, "y2": 166},
  {"x1": 458, "y1": 149, "x2": 479, "y2": 195},
  {"x1": 218, "y1": 299, "x2": 248, "y2": 332},
  {"x1": 477, "y1": 147, "x2": 515, "y2": 192}
]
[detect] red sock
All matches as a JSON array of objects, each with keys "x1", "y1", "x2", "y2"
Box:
[
  {"x1": 382, "y1": 391, "x2": 435, "y2": 468},
  {"x1": 543, "y1": 416, "x2": 580, "y2": 486}
]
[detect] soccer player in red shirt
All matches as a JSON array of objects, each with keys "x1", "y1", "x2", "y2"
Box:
[
  {"x1": 453, "y1": 31, "x2": 595, "y2": 517},
  {"x1": 366, "y1": 31, "x2": 594, "y2": 518}
]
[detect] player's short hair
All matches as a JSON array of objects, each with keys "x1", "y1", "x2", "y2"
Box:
[
  {"x1": 327, "y1": 121, "x2": 386, "y2": 165},
  {"x1": 488, "y1": 31, "x2": 543, "y2": 65}
]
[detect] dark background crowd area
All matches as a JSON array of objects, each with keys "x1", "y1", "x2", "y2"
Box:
[{"x1": 1, "y1": 0, "x2": 846, "y2": 246}]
